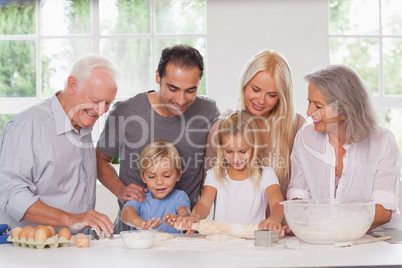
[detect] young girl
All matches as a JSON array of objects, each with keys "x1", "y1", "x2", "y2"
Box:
[
  {"x1": 121, "y1": 140, "x2": 191, "y2": 233},
  {"x1": 168, "y1": 110, "x2": 284, "y2": 233}
]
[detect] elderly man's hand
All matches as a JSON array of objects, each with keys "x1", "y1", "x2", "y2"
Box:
[
  {"x1": 118, "y1": 183, "x2": 147, "y2": 204},
  {"x1": 68, "y1": 210, "x2": 114, "y2": 237}
]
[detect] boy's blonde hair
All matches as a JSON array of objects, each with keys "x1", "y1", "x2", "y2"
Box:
[
  {"x1": 215, "y1": 110, "x2": 263, "y2": 190},
  {"x1": 139, "y1": 140, "x2": 182, "y2": 176}
]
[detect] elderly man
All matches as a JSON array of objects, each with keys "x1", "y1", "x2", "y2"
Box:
[
  {"x1": 0, "y1": 54, "x2": 120, "y2": 236},
  {"x1": 96, "y1": 44, "x2": 220, "y2": 233}
]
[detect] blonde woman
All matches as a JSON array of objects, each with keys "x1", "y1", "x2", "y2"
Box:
[
  {"x1": 174, "y1": 111, "x2": 284, "y2": 233},
  {"x1": 205, "y1": 49, "x2": 305, "y2": 206}
]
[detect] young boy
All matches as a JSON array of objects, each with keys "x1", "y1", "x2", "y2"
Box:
[{"x1": 121, "y1": 140, "x2": 191, "y2": 233}]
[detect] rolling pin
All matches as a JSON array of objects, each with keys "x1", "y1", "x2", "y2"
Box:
[{"x1": 174, "y1": 220, "x2": 284, "y2": 239}]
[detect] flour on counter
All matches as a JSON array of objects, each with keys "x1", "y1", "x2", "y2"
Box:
[
  {"x1": 153, "y1": 236, "x2": 253, "y2": 252},
  {"x1": 155, "y1": 232, "x2": 173, "y2": 241},
  {"x1": 205, "y1": 234, "x2": 245, "y2": 242},
  {"x1": 84, "y1": 234, "x2": 300, "y2": 264}
]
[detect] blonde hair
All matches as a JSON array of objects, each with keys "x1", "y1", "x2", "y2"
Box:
[
  {"x1": 239, "y1": 49, "x2": 297, "y2": 195},
  {"x1": 214, "y1": 111, "x2": 263, "y2": 190},
  {"x1": 139, "y1": 140, "x2": 182, "y2": 176}
]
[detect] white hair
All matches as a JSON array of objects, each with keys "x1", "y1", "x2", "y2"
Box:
[{"x1": 64, "y1": 54, "x2": 121, "y2": 91}]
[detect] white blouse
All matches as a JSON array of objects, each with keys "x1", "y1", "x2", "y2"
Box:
[{"x1": 288, "y1": 124, "x2": 402, "y2": 230}]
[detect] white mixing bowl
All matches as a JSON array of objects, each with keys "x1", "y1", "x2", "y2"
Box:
[
  {"x1": 120, "y1": 230, "x2": 157, "y2": 249},
  {"x1": 281, "y1": 199, "x2": 375, "y2": 244}
]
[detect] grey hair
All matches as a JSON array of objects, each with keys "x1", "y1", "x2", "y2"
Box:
[
  {"x1": 64, "y1": 54, "x2": 121, "y2": 90},
  {"x1": 305, "y1": 64, "x2": 378, "y2": 143}
]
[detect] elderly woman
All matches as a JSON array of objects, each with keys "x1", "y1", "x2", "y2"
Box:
[{"x1": 287, "y1": 64, "x2": 402, "y2": 230}]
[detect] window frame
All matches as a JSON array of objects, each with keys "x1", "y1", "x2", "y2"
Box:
[
  {"x1": 328, "y1": 0, "x2": 402, "y2": 122},
  {"x1": 0, "y1": 0, "x2": 207, "y2": 116}
]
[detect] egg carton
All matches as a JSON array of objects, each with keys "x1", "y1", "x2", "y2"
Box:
[{"x1": 7, "y1": 235, "x2": 72, "y2": 249}]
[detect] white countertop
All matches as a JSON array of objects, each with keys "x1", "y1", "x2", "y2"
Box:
[{"x1": 1, "y1": 234, "x2": 402, "y2": 268}]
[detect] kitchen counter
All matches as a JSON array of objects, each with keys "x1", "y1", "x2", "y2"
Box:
[{"x1": 1, "y1": 234, "x2": 402, "y2": 268}]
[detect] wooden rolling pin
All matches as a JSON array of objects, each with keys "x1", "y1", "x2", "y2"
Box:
[{"x1": 174, "y1": 220, "x2": 284, "y2": 239}]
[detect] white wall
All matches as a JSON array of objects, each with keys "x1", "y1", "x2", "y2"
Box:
[
  {"x1": 206, "y1": 0, "x2": 329, "y2": 115},
  {"x1": 95, "y1": 183, "x2": 119, "y2": 222},
  {"x1": 96, "y1": 0, "x2": 331, "y2": 221}
]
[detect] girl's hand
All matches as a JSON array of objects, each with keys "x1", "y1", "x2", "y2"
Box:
[
  {"x1": 163, "y1": 206, "x2": 191, "y2": 228},
  {"x1": 163, "y1": 213, "x2": 179, "y2": 227},
  {"x1": 173, "y1": 214, "x2": 200, "y2": 234},
  {"x1": 138, "y1": 217, "x2": 162, "y2": 230},
  {"x1": 259, "y1": 218, "x2": 283, "y2": 235}
]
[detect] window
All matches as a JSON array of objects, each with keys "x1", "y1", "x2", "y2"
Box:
[
  {"x1": 0, "y1": 0, "x2": 206, "y2": 137},
  {"x1": 329, "y1": 0, "x2": 402, "y2": 150}
]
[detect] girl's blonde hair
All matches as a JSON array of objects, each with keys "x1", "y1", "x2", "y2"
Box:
[
  {"x1": 139, "y1": 140, "x2": 182, "y2": 176},
  {"x1": 239, "y1": 49, "x2": 297, "y2": 195},
  {"x1": 214, "y1": 110, "x2": 263, "y2": 190}
]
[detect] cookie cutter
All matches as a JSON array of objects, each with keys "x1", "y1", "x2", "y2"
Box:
[
  {"x1": 91, "y1": 229, "x2": 113, "y2": 240},
  {"x1": 254, "y1": 229, "x2": 279, "y2": 247}
]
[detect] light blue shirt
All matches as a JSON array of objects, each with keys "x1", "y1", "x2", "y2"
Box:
[
  {"x1": 124, "y1": 189, "x2": 190, "y2": 233},
  {"x1": 0, "y1": 92, "x2": 96, "y2": 232}
]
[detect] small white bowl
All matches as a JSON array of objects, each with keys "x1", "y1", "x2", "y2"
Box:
[{"x1": 120, "y1": 230, "x2": 157, "y2": 249}]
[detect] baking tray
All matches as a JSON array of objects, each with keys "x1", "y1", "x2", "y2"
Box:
[{"x1": 367, "y1": 229, "x2": 402, "y2": 244}]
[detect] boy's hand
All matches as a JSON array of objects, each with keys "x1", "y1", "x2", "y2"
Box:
[{"x1": 138, "y1": 217, "x2": 162, "y2": 230}]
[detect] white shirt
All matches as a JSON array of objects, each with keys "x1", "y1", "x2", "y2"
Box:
[
  {"x1": 0, "y1": 93, "x2": 96, "y2": 232},
  {"x1": 204, "y1": 166, "x2": 279, "y2": 224},
  {"x1": 288, "y1": 123, "x2": 402, "y2": 230}
]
